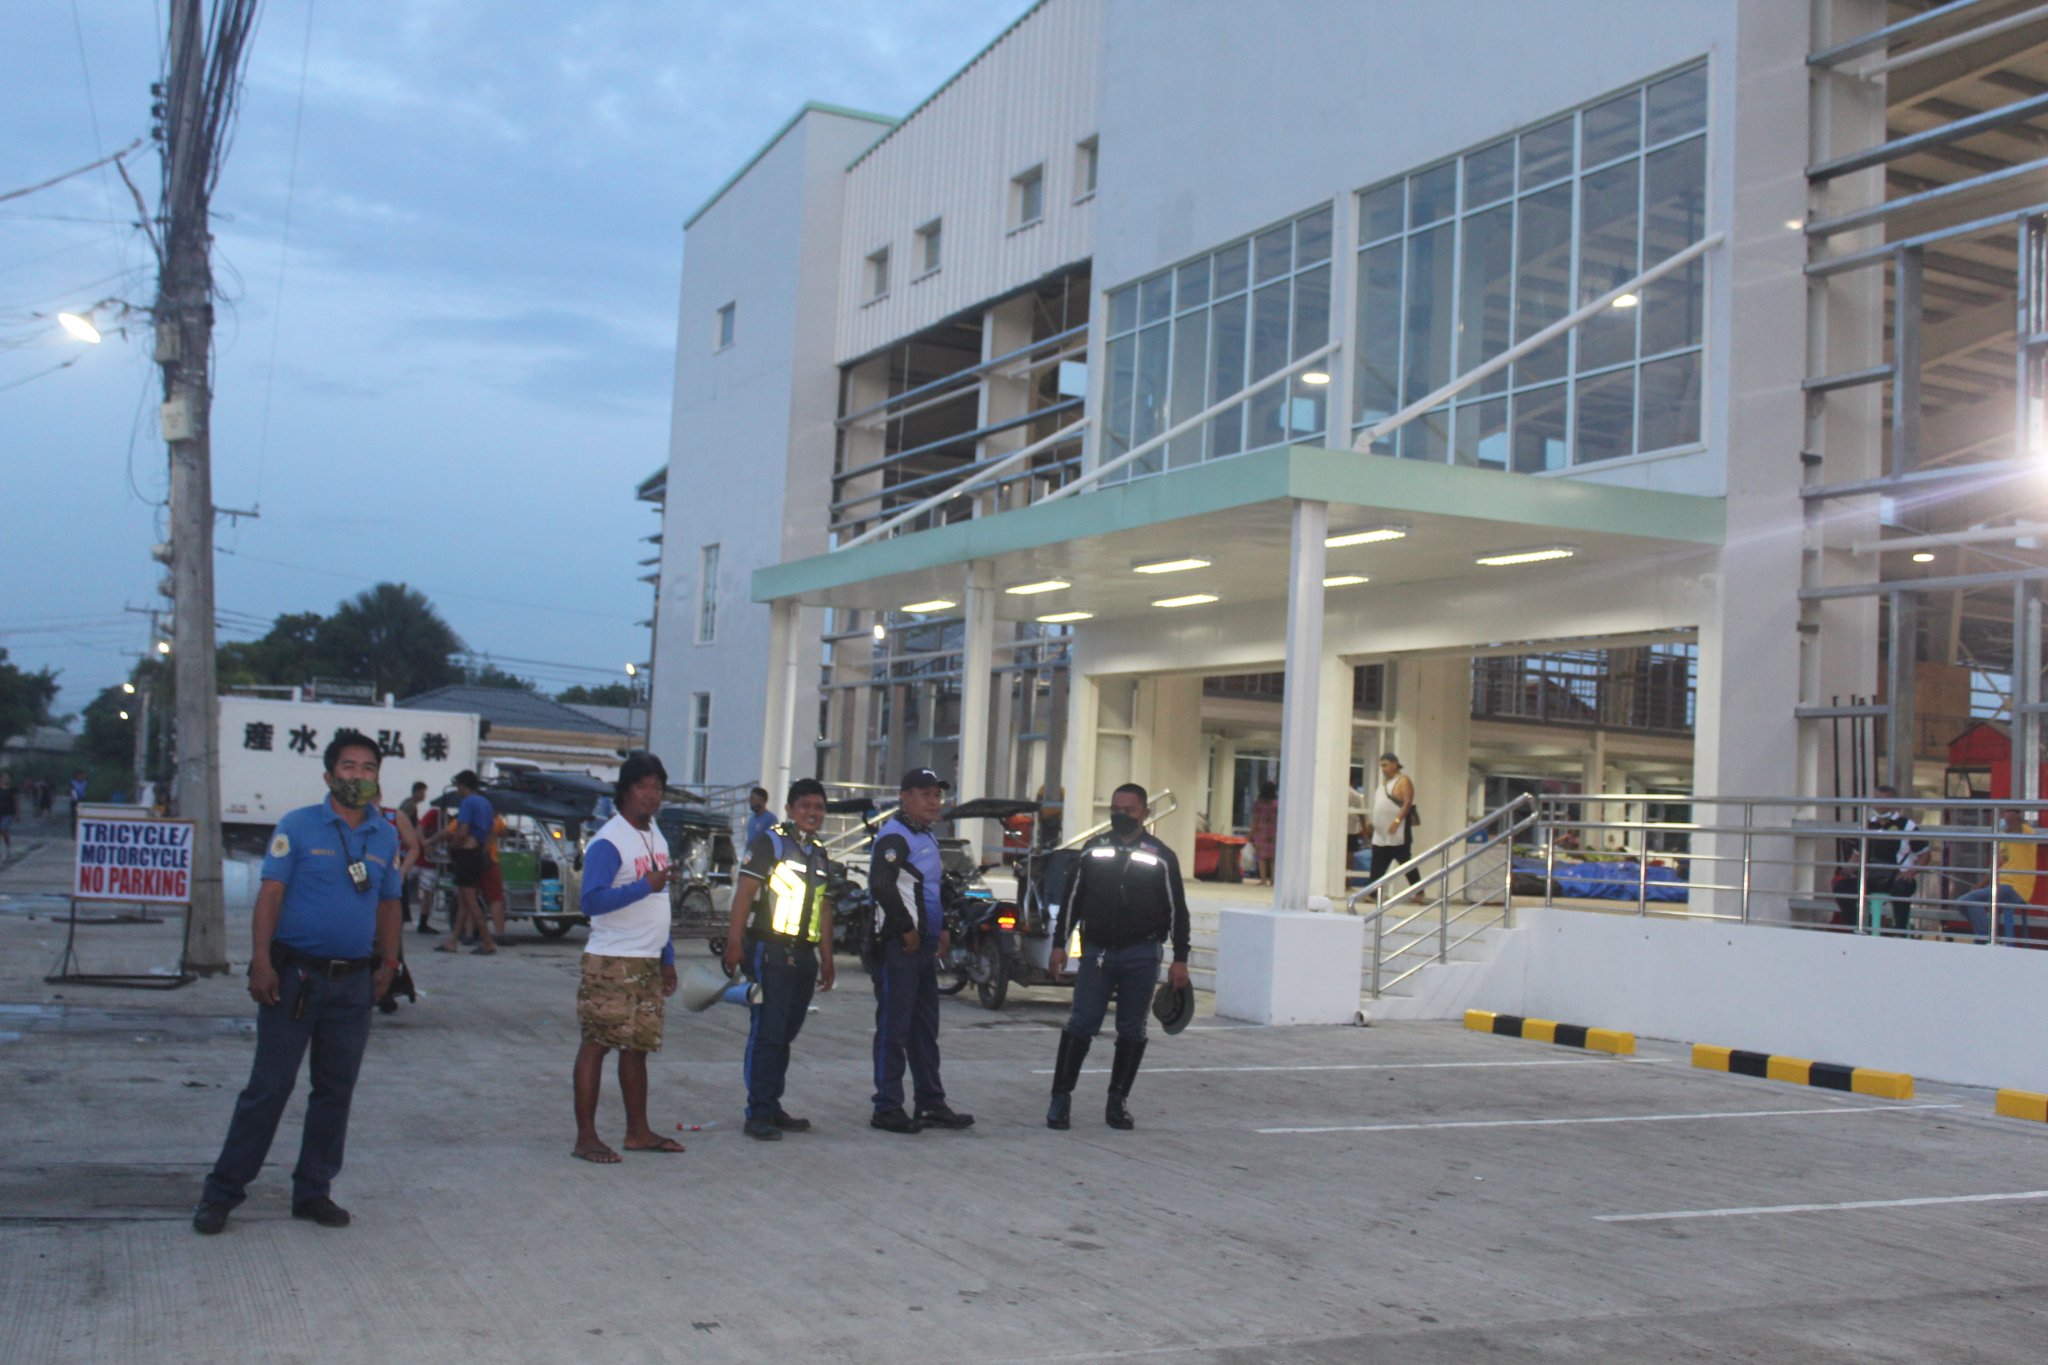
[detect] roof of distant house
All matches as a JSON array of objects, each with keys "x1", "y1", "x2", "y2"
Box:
[{"x1": 399, "y1": 685, "x2": 627, "y2": 737}]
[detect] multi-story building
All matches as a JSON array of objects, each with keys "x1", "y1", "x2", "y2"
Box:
[{"x1": 647, "y1": 0, "x2": 2047, "y2": 912}]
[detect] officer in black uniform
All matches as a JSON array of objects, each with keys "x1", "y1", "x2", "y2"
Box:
[
  {"x1": 723, "y1": 778, "x2": 835, "y2": 1140},
  {"x1": 1045, "y1": 781, "x2": 1191, "y2": 1130}
]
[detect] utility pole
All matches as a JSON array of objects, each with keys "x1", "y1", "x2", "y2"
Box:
[{"x1": 153, "y1": 0, "x2": 262, "y2": 974}]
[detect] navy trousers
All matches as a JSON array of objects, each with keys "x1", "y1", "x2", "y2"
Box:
[
  {"x1": 743, "y1": 938, "x2": 817, "y2": 1120},
  {"x1": 1065, "y1": 941, "x2": 1163, "y2": 1042},
  {"x1": 203, "y1": 965, "x2": 374, "y2": 1208},
  {"x1": 871, "y1": 936, "x2": 944, "y2": 1113}
]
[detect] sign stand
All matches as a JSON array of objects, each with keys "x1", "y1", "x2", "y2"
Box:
[{"x1": 47, "y1": 810, "x2": 200, "y2": 990}]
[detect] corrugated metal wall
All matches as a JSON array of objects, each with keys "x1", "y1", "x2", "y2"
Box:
[{"x1": 834, "y1": 0, "x2": 1101, "y2": 364}]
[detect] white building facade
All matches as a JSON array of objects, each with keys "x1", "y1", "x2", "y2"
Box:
[{"x1": 649, "y1": 0, "x2": 2046, "y2": 915}]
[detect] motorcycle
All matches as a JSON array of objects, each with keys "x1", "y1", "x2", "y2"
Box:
[{"x1": 938, "y1": 870, "x2": 1017, "y2": 1008}]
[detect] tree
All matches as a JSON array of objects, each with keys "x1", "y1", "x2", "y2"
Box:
[
  {"x1": 557, "y1": 681, "x2": 635, "y2": 706},
  {"x1": 466, "y1": 661, "x2": 538, "y2": 693},
  {"x1": 0, "y1": 648, "x2": 59, "y2": 750},
  {"x1": 314, "y1": 584, "x2": 464, "y2": 699},
  {"x1": 217, "y1": 611, "x2": 324, "y2": 689}
]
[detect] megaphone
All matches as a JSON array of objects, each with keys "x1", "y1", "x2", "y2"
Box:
[{"x1": 677, "y1": 961, "x2": 762, "y2": 1013}]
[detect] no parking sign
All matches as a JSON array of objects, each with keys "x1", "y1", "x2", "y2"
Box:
[{"x1": 74, "y1": 816, "x2": 195, "y2": 903}]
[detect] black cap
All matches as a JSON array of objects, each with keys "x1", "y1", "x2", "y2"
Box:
[{"x1": 899, "y1": 767, "x2": 950, "y2": 792}]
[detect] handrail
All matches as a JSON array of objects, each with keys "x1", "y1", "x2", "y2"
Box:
[
  {"x1": 1059, "y1": 791, "x2": 1180, "y2": 851},
  {"x1": 836, "y1": 322, "x2": 1088, "y2": 428},
  {"x1": 1347, "y1": 794, "x2": 1534, "y2": 915},
  {"x1": 834, "y1": 417, "x2": 1088, "y2": 550}
]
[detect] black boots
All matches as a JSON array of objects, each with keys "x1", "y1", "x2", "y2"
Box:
[
  {"x1": 1046, "y1": 1030, "x2": 1091, "y2": 1129},
  {"x1": 1105, "y1": 1037, "x2": 1147, "y2": 1130}
]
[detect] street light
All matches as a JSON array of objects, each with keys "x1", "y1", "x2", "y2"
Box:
[
  {"x1": 118, "y1": 710, "x2": 130, "y2": 721},
  {"x1": 625, "y1": 662, "x2": 638, "y2": 677},
  {"x1": 57, "y1": 311, "x2": 103, "y2": 344},
  {"x1": 156, "y1": 641, "x2": 171, "y2": 655},
  {"x1": 121, "y1": 682, "x2": 137, "y2": 694}
]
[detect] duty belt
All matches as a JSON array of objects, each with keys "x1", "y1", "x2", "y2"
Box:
[{"x1": 271, "y1": 943, "x2": 376, "y2": 977}]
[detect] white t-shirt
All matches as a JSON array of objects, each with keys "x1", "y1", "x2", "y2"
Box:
[{"x1": 583, "y1": 813, "x2": 672, "y2": 958}]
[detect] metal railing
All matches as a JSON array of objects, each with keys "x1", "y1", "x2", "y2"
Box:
[
  {"x1": 1346, "y1": 796, "x2": 1539, "y2": 997},
  {"x1": 1346, "y1": 793, "x2": 2048, "y2": 997}
]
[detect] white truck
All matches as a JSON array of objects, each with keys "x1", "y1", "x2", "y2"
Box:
[{"x1": 216, "y1": 694, "x2": 480, "y2": 830}]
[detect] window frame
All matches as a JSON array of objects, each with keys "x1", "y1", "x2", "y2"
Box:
[
  {"x1": 1011, "y1": 163, "x2": 1045, "y2": 231},
  {"x1": 689, "y1": 691, "x2": 712, "y2": 786},
  {"x1": 696, "y1": 543, "x2": 720, "y2": 646},
  {"x1": 914, "y1": 219, "x2": 942, "y2": 280},
  {"x1": 713, "y1": 301, "x2": 735, "y2": 351},
  {"x1": 865, "y1": 246, "x2": 891, "y2": 303},
  {"x1": 1074, "y1": 136, "x2": 1099, "y2": 202}
]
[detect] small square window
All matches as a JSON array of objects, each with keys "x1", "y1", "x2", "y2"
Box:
[
  {"x1": 866, "y1": 246, "x2": 890, "y2": 300},
  {"x1": 916, "y1": 219, "x2": 942, "y2": 276},
  {"x1": 1012, "y1": 164, "x2": 1044, "y2": 228},
  {"x1": 714, "y1": 302, "x2": 735, "y2": 350},
  {"x1": 1074, "y1": 136, "x2": 1098, "y2": 199}
]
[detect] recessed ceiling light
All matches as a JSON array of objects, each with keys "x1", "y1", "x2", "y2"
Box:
[
  {"x1": 1325, "y1": 525, "x2": 1408, "y2": 548},
  {"x1": 900, "y1": 599, "x2": 956, "y2": 613},
  {"x1": 1474, "y1": 546, "x2": 1576, "y2": 567},
  {"x1": 1133, "y1": 557, "x2": 1211, "y2": 575},
  {"x1": 1037, "y1": 610, "x2": 1093, "y2": 623},
  {"x1": 1152, "y1": 593, "x2": 1219, "y2": 608},
  {"x1": 1323, "y1": 574, "x2": 1369, "y2": 587},
  {"x1": 1005, "y1": 579, "x2": 1071, "y2": 595},
  {"x1": 1301, "y1": 371, "x2": 1331, "y2": 386},
  {"x1": 1910, "y1": 551, "x2": 1936, "y2": 563},
  {"x1": 1785, "y1": 218, "x2": 1805, "y2": 231},
  {"x1": 1611, "y1": 292, "x2": 1639, "y2": 309}
]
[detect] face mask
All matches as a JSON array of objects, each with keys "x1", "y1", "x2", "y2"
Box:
[
  {"x1": 1110, "y1": 811, "x2": 1142, "y2": 839},
  {"x1": 331, "y1": 776, "x2": 377, "y2": 809}
]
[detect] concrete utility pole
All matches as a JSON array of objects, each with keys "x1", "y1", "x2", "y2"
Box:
[{"x1": 153, "y1": 0, "x2": 262, "y2": 973}]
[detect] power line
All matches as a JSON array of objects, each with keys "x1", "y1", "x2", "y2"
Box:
[
  {"x1": 250, "y1": 0, "x2": 315, "y2": 513},
  {"x1": 0, "y1": 139, "x2": 145, "y2": 206}
]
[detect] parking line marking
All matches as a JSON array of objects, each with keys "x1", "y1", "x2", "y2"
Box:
[
  {"x1": 1257, "y1": 1101, "x2": 1958, "y2": 1135},
  {"x1": 1037, "y1": 1057, "x2": 1666, "y2": 1076},
  {"x1": 1595, "y1": 1188, "x2": 2048, "y2": 1223}
]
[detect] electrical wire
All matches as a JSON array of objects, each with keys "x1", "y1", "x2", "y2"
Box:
[{"x1": 250, "y1": 0, "x2": 315, "y2": 514}]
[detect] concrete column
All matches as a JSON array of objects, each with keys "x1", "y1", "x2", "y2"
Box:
[
  {"x1": 760, "y1": 598, "x2": 799, "y2": 796},
  {"x1": 1148, "y1": 674, "x2": 1204, "y2": 862},
  {"x1": 1274, "y1": 499, "x2": 1328, "y2": 909},
  {"x1": 958, "y1": 561, "x2": 996, "y2": 800}
]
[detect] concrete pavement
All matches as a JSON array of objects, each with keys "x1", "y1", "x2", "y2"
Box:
[{"x1": 3, "y1": 818, "x2": 2047, "y2": 1362}]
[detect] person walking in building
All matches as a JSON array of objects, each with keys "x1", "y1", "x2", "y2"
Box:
[
  {"x1": 866, "y1": 767, "x2": 973, "y2": 1134},
  {"x1": 571, "y1": 752, "x2": 684, "y2": 1163},
  {"x1": 722, "y1": 777, "x2": 835, "y2": 1140},
  {"x1": 1367, "y1": 753, "x2": 1420, "y2": 888},
  {"x1": 1045, "y1": 782, "x2": 1191, "y2": 1131},
  {"x1": 1249, "y1": 780, "x2": 1278, "y2": 886},
  {"x1": 428, "y1": 771, "x2": 497, "y2": 955},
  {"x1": 743, "y1": 786, "x2": 775, "y2": 847},
  {"x1": 191, "y1": 730, "x2": 403, "y2": 1235}
]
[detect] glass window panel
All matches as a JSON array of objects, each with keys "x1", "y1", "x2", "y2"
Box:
[
  {"x1": 1292, "y1": 263, "x2": 1331, "y2": 360},
  {"x1": 1646, "y1": 65, "x2": 1708, "y2": 144},
  {"x1": 1353, "y1": 241, "x2": 1401, "y2": 444},
  {"x1": 1295, "y1": 205, "x2": 1334, "y2": 265},
  {"x1": 1214, "y1": 240, "x2": 1250, "y2": 296},
  {"x1": 1140, "y1": 273, "x2": 1173, "y2": 326},
  {"x1": 1577, "y1": 161, "x2": 1639, "y2": 372},
  {"x1": 1133, "y1": 321, "x2": 1171, "y2": 452},
  {"x1": 1519, "y1": 117, "x2": 1573, "y2": 190},
  {"x1": 1454, "y1": 396, "x2": 1509, "y2": 471},
  {"x1": 1176, "y1": 258, "x2": 1210, "y2": 312},
  {"x1": 1514, "y1": 184, "x2": 1571, "y2": 384},
  {"x1": 1641, "y1": 135, "x2": 1706, "y2": 355},
  {"x1": 1513, "y1": 382, "x2": 1567, "y2": 473},
  {"x1": 1574, "y1": 367, "x2": 1635, "y2": 462},
  {"x1": 1464, "y1": 140, "x2": 1514, "y2": 209},
  {"x1": 1360, "y1": 182, "x2": 1405, "y2": 242},
  {"x1": 1104, "y1": 333, "x2": 1136, "y2": 457},
  {"x1": 1402, "y1": 223, "x2": 1455, "y2": 405},
  {"x1": 1399, "y1": 407, "x2": 1450, "y2": 462},
  {"x1": 1247, "y1": 385, "x2": 1285, "y2": 452},
  {"x1": 1168, "y1": 311, "x2": 1208, "y2": 468},
  {"x1": 1583, "y1": 90, "x2": 1641, "y2": 166},
  {"x1": 1108, "y1": 286, "x2": 1137, "y2": 335},
  {"x1": 1408, "y1": 163, "x2": 1457, "y2": 226},
  {"x1": 1250, "y1": 279, "x2": 1291, "y2": 382},
  {"x1": 1255, "y1": 225, "x2": 1292, "y2": 283},
  {"x1": 1638, "y1": 351, "x2": 1701, "y2": 451},
  {"x1": 1208, "y1": 293, "x2": 1248, "y2": 458},
  {"x1": 1458, "y1": 203, "x2": 1514, "y2": 396},
  {"x1": 1288, "y1": 376, "x2": 1327, "y2": 442}
]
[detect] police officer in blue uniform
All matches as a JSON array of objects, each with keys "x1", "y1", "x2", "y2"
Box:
[
  {"x1": 1045, "y1": 781, "x2": 1191, "y2": 1131},
  {"x1": 723, "y1": 777, "x2": 836, "y2": 1140},
  {"x1": 866, "y1": 768, "x2": 974, "y2": 1134},
  {"x1": 193, "y1": 729, "x2": 404, "y2": 1234}
]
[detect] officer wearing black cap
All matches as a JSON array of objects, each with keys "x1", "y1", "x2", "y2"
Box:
[
  {"x1": 1045, "y1": 781, "x2": 1190, "y2": 1131},
  {"x1": 866, "y1": 768, "x2": 974, "y2": 1134}
]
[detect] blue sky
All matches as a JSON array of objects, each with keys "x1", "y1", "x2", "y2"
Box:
[{"x1": 2, "y1": 0, "x2": 1021, "y2": 711}]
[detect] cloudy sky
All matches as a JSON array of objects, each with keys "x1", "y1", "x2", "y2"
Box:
[{"x1": 3, "y1": 0, "x2": 1021, "y2": 713}]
